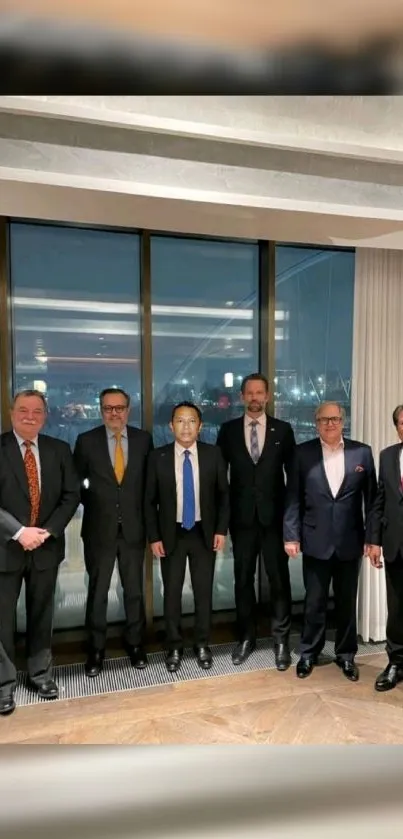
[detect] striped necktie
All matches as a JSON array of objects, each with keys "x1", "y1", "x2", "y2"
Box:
[{"x1": 250, "y1": 421, "x2": 260, "y2": 464}]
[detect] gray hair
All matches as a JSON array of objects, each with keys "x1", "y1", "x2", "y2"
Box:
[
  {"x1": 11, "y1": 389, "x2": 48, "y2": 409},
  {"x1": 314, "y1": 401, "x2": 346, "y2": 422}
]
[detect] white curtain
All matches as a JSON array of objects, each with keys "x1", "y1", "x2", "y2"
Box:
[{"x1": 352, "y1": 249, "x2": 403, "y2": 642}]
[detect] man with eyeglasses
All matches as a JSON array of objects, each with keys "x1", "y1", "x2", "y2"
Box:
[
  {"x1": 284, "y1": 401, "x2": 377, "y2": 681},
  {"x1": 74, "y1": 388, "x2": 153, "y2": 676},
  {"x1": 145, "y1": 402, "x2": 229, "y2": 672}
]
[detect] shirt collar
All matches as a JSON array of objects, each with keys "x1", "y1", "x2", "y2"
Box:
[
  {"x1": 106, "y1": 426, "x2": 127, "y2": 439},
  {"x1": 13, "y1": 430, "x2": 39, "y2": 447},
  {"x1": 320, "y1": 437, "x2": 344, "y2": 452},
  {"x1": 175, "y1": 441, "x2": 198, "y2": 456},
  {"x1": 244, "y1": 413, "x2": 266, "y2": 426}
]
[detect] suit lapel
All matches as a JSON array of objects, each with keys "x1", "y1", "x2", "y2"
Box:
[
  {"x1": 37, "y1": 435, "x2": 53, "y2": 514},
  {"x1": 4, "y1": 432, "x2": 30, "y2": 500},
  {"x1": 258, "y1": 416, "x2": 277, "y2": 461},
  {"x1": 121, "y1": 427, "x2": 135, "y2": 486},
  {"x1": 197, "y1": 441, "x2": 207, "y2": 512},
  {"x1": 317, "y1": 438, "x2": 334, "y2": 498},
  {"x1": 392, "y1": 445, "x2": 402, "y2": 496},
  {"x1": 99, "y1": 427, "x2": 118, "y2": 484},
  {"x1": 163, "y1": 443, "x2": 177, "y2": 500},
  {"x1": 334, "y1": 441, "x2": 350, "y2": 499},
  {"x1": 234, "y1": 417, "x2": 251, "y2": 461}
]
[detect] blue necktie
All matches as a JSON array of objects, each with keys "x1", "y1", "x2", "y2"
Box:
[{"x1": 182, "y1": 450, "x2": 196, "y2": 530}]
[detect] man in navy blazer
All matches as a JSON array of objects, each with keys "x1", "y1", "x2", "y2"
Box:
[{"x1": 283, "y1": 401, "x2": 377, "y2": 681}]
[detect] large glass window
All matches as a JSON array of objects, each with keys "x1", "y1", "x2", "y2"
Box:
[
  {"x1": 150, "y1": 236, "x2": 259, "y2": 615},
  {"x1": 274, "y1": 245, "x2": 355, "y2": 599},
  {"x1": 10, "y1": 222, "x2": 141, "y2": 629}
]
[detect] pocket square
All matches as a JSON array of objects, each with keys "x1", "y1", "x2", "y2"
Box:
[
  {"x1": 355, "y1": 465, "x2": 365, "y2": 472},
  {"x1": 275, "y1": 441, "x2": 280, "y2": 446}
]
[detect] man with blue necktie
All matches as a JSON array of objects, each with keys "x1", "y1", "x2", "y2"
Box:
[{"x1": 145, "y1": 402, "x2": 230, "y2": 672}]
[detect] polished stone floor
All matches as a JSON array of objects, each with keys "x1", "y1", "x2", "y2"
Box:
[{"x1": 1, "y1": 651, "x2": 401, "y2": 744}]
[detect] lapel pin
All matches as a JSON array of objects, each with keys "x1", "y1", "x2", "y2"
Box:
[{"x1": 355, "y1": 465, "x2": 364, "y2": 472}]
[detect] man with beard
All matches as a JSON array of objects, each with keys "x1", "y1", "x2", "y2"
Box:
[{"x1": 217, "y1": 373, "x2": 296, "y2": 668}]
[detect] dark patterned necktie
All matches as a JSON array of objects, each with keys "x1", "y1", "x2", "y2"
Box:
[
  {"x1": 24, "y1": 440, "x2": 40, "y2": 525},
  {"x1": 250, "y1": 421, "x2": 260, "y2": 464}
]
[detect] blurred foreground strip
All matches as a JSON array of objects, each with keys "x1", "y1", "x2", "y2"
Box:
[
  {"x1": 0, "y1": 13, "x2": 402, "y2": 92},
  {"x1": 3, "y1": 0, "x2": 403, "y2": 50},
  {"x1": 0, "y1": 746, "x2": 403, "y2": 837}
]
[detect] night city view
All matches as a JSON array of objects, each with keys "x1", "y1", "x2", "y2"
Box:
[{"x1": 9, "y1": 223, "x2": 354, "y2": 629}]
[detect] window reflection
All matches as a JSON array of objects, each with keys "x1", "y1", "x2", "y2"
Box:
[
  {"x1": 10, "y1": 222, "x2": 142, "y2": 630},
  {"x1": 150, "y1": 236, "x2": 260, "y2": 615},
  {"x1": 274, "y1": 245, "x2": 355, "y2": 600}
]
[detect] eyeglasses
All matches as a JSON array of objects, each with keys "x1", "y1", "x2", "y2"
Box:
[
  {"x1": 317, "y1": 416, "x2": 342, "y2": 425},
  {"x1": 102, "y1": 405, "x2": 127, "y2": 414}
]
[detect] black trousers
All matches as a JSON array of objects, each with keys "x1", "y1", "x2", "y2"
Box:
[
  {"x1": 385, "y1": 552, "x2": 403, "y2": 664},
  {"x1": 160, "y1": 524, "x2": 216, "y2": 649},
  {"x1": 301, "y1": 553, "x2": 361, "y2": 661},
  {"x1": 230, "y1": 520, "x2": 292, "y2": 644},
  {"x1": 0, "y1": 558, "x2": 58, "y2": 692},
  {"x1": 84, "y1": 530, "x2": 145, "y2": 651}
]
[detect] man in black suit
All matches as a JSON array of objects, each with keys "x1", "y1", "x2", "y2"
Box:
[
  {"x1": 366, "y1": 404, "x2": 403, "y2": 691},
  {"x1": 0, "y1": 389, "x2": 80, "y2": 716},
  {"x1": 284, "y1": 401, "x2": 377, "y2": 681},
  {"x1": 73, "y1": 387, "x2": 153, "y2": 677},
  {"x1": 216, "y1": 373, "x2": 296, "y2": 669},
  {"x1": 145, "y1": 401, "x2": 229, "y2": 672}
]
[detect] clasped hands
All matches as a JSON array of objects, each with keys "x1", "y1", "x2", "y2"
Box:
[
  {"x1": 18, "y1": 527, "x2": 51, "y2": 551},
  {"x1": 284, "y1": 540, "x2": 383, "y2": 568}
]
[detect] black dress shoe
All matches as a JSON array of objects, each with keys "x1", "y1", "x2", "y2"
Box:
[
  {"x1": 375, "y1": 663, "x2": 403, "y2": 692},
  {"x1": 34, "y1": 679, "x2": 59, "y2": 700},
  {"x1": 275, "y1": 642, "x2": 291, "y2": 671},
  {"x1": 166, "y1": 649, "x2": 183, "y2": 672},
  {"x1": 127, "y1": 646, "x2": 148, "y2": 669},
  {"x1": 194, "y1": 646, "x2": 213, "y2": 669},
  {"x1": 336, "y1": 659, "x2": 359, "y2": 682},
  {"x1": 296, "y1": 657, "x2": 315, "y2": 678},
  {"x1": 232, "y1": 640, "x2": 256, "y2": 665},
  {"x1": 85, "y1": 649, "x2": 104, "y2": 677},
  {"x1": 0, "y1": 693, "x2": 15, "y2": 716}
]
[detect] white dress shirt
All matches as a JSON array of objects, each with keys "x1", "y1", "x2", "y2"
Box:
[
  {"x1": 13, "y1": 431, "x2": 41, "y2": 539},
  {"x1": 321, "y1": 438, "x2": 345, "y2": 497},
  {"x1": 174, "y1": 442, "x2": 201, "y2": 523},
  {"x1": 244, "y1": 413, "x2": 267, "y2": 456},
  {"x1": 400, "y1": 447, "x2": 403, "y2": 484}
]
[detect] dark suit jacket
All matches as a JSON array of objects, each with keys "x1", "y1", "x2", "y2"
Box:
[
  {"x1": 216, "y1": 414, "x2": 296, "y2": 530},
  {"x1": 0, "y1": 431, "x2": 80, "y2": 572},
  {"x1": 74, "y1": 424, "x2": 153, "y2": 549},
  {"x1": 283, "y1": 437, "x2": 377, "y2": 561},
  {"x1": 144, "y1": 441, "x2": 230, "y2": 555},
  {"x1": 366, "y1": 443, "x2": 403, "y2": 562}
]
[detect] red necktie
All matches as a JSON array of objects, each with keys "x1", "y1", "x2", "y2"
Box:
[{"x1": 24, "y1": 440, "x2": 40, "y2": 526}]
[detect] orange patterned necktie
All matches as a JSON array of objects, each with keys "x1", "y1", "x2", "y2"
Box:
[
  {"x1": 114, "y1": 432, "x2": 125, "y2": 484},
  {"x1": 24, "y1": 440, "x2": 40, "y2": 526}
]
